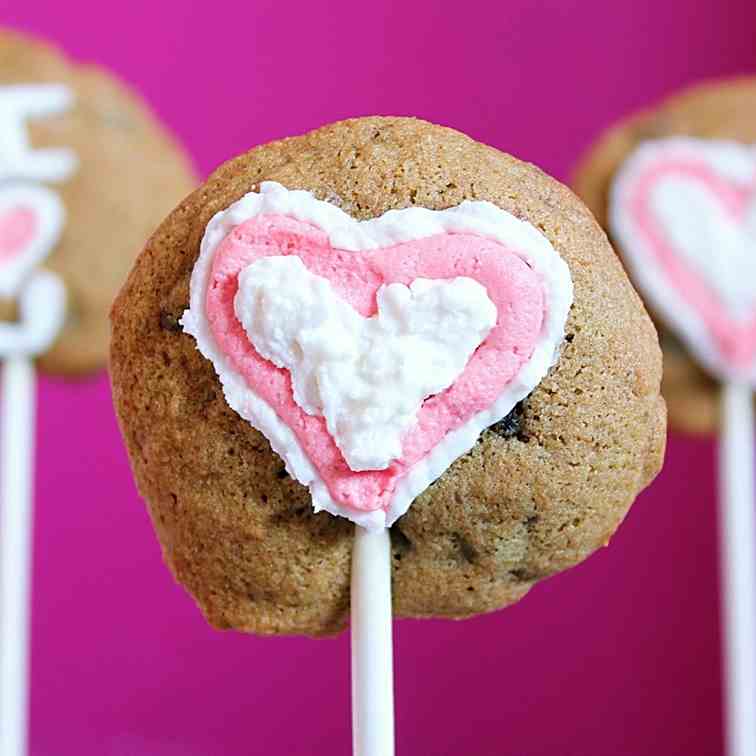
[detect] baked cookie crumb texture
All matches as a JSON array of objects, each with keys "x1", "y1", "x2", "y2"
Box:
[
  {"x1": 112, "y1": 116, "x2": 666, "y2": 636},
  {"x1": 573, "y1": 77, "x2": 756, "y2": 433}
]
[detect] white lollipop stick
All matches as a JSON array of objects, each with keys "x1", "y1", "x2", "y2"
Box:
[
  {"x1": 351, "y1": 526, "x2": 395, "y2": 756},
  {"x1": 0, "y1": 271, "x2": 64, "y2": 756},
  {"x1": 0, "y1": 84, "x2": 73, "y2": 756},
  {"x1": 719, "y1": 381, "x2": 756, "y2": 756},
  {"x1": 0, "y1": 355, "x2": 36, "y2": 756}
]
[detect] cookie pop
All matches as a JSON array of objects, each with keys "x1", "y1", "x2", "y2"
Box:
[
  {"x1": 0, "y1": 29, "x2": 195, "y2": 756},
  {"x1": 111, "y1": 116, "x2": 666, "y2": 754},
  {"x1": 576, "y1": 80, "x2": 756, "y2": 756},
  {"x1": 574, "y1": 77, "x2": 756, "y2": 433},
  {"x1": 181, "y1": 179, "x2": 573, "y2": 752},
  {"x1": 0, "y1": 85, "x2": 70, "y2": 756}
]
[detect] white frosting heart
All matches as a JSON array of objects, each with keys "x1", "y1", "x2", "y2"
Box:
[
  {"x1": 234, "y1": 255, "x2": 497, "y2": 471},
  {"x1": 610, "y1": 137, "x2": 756, "y2": 383}
]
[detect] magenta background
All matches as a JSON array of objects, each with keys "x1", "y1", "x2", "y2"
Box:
[{"x1": 1, "y1": 0, "x2": 754, "y2": 753}]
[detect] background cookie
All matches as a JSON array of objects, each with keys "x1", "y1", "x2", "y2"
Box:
[
  {"x1": 573, "y1": 77, "x2": 756, "y2": 433},
  {"x1": 0, "y1": 28, "x2": 196, "y2": 374},
  {"x1": 111, "y1": 116, "x2": 666, "y2": 636}
]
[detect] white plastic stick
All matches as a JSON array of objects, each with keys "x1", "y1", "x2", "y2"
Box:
[
  {"x1": 0, "y1": 356, "x2": 36, "y2": 756},
  {"x1": 351, "y1": 526, "x2": 395, "y2": 756},
  {"x1": 719, "y1": 381, "x2": 756, "y2": 756}
]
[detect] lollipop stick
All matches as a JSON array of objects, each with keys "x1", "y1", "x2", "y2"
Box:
[
  {"x1": 0, "y1": 355, "x2": 36, "y2": 756},
  {"x1": 351, "y1": 525, "x2": 395, "y2": 756},
  {"x1": 719, "y1": 381, "x2": 756, "y2": 756}
]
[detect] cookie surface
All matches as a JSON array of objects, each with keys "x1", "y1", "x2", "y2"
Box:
[
  {"x1": 111, "y1": 116, "x2": 666, "y2": 636},
  {"x1": 0, "y1": 28, "x2": 196, "y2": 374},
  {"x1": 573, "y1": 77, "x2": 756, "y2": 432}
]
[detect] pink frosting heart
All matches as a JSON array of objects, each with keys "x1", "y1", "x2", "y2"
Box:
[
  {"x1": 205, "y1": 214, "x2": 546, "y2": 514},
  {"x1": 631, "y1": 161, "x2": 756, "y2": 365},
  {"x1": 0, "y1": 184, "x2": 65, "y2": 300},
  {"x1": 0, "y1": 207, "x2": 37, "y2": 263}
]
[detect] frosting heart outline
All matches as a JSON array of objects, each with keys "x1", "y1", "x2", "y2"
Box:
[
  {"x1": 610, "y1": 137, "x2": 756, "y2": 383},
  {"x1": 234, "y1": 255, "x2": 498, "y2": 472},
  {"x1": 183, "y1": 182, "x2": 573, "y2": 528}
]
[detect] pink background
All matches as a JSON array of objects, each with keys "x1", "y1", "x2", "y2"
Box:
[{"x1": 2, "y1": 0, "x2": 755, "y2": 753}]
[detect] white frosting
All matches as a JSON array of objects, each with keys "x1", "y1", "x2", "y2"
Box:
[
  {"x1": 0, "y1": 184, "x2": 65, "y2": 298},
  {"x1": 0, "y1": 269, "x2": 66, "y2": 357},
  {"x1": 610, "y1": 137, "x2": 756, "y2": 383},
  {"x1": 0, "y1": 85, "x2": 77, "y2": 183},
  {"x1": 182, "y1": 181, "x2": 573, "y2": 529},
  {"x1": 234, "y1": 255, "x2": 497, "y2": 471},
  {"x1": 649, "y1": 154, "x2": 756, "y2": 319}
]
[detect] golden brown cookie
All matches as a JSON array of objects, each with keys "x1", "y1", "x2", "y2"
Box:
[
  {"x1": 0, "y1": 27, "x2": 196, "y2": 374},
  {"x1": 573, "y1": 77, "x2": 756, "y2": 433},
  {"x1": 111, "y1": 116, "x2": 666, "y2": 636}
]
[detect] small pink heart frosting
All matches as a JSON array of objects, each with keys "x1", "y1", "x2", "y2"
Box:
[
  {"x1": 0, "y1": 186, "x2": 67, "y2": 356},
  {"x1": 611, "y1": 138, "x2": 756, "y2": 383},
  {"x1": 0, "y1": 184, "x2": 64, "y2": 299},
  {"x1": 183, "y1": 183, "x2": 572, "y2": 528},
  {"x1": 0, "y1": 207, "x2": 37, "y2": 262}
]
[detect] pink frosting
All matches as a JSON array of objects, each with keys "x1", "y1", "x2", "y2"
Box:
[
  {"x1": 630, "y1": 160, "x2": 756, "y2": 368},
  {"x1": 206, "y1": 214, "x2": 545, "y2": 513},
  {"x1": 0, "y1": 207, "x2": 36, "y2": 263}
]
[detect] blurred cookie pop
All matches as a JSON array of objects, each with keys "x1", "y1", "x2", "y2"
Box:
[
  {"x1": 574, "y1": 77, "x2": 756, "y2": 433},
  {"x1": 575, "y1": 78, "x2": 756, "y2": 756},
  {"x1": 0, "y1": 28, "x2": 195, "y2": 756}
]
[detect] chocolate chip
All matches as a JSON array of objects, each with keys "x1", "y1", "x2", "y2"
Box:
[
  {"x1": 323, "y1": 190, "x2": 343, "y2": 208},
  {"x1": 452, "y1": 533, "x2": 478, "y2": 564},
  {"x1": 508, "y1": 567, "x2": 534, "y2": 582},
  {"x1": 488, "y1": 401, "x2": 526, "y2": 440},
  {"x1": 159, "y1": 309, "x2": 183, "y2": 333},
  {"x1": 390, "y1": 525, "x2": 413, "y2": 560},
  {"x1": 276, "y1": 467, "x2": 289, "y2": 480}
]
